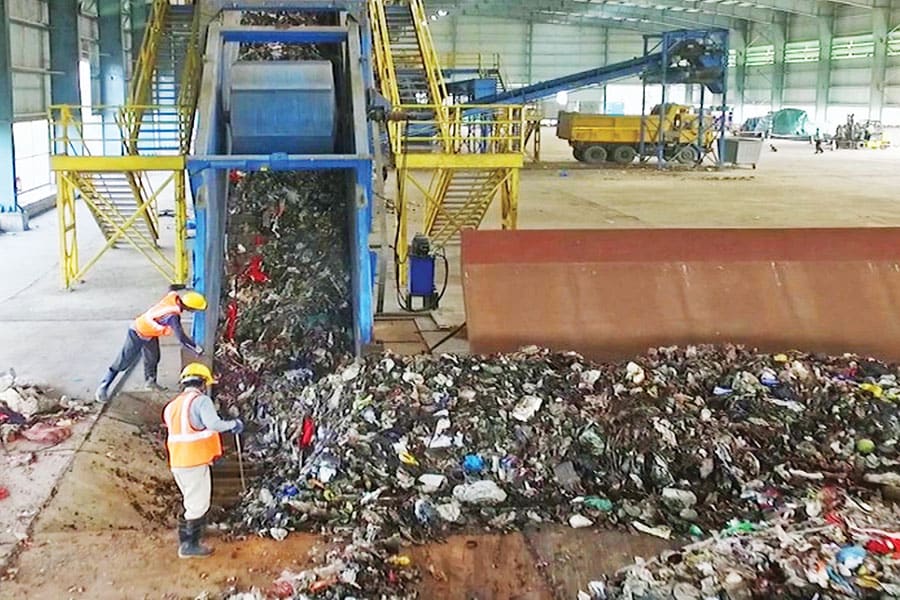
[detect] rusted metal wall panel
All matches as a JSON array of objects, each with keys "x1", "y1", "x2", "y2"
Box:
[{"x1": 462, "y1": 229, "x2": 900, "y2": 361}]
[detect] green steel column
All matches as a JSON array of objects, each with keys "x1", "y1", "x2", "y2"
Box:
[
  {"x1": 815, "y1": 11, "x2": 833, "y2": 125},
  {"x1": 0, "y1": 0, "x2": 23, "y2": 230},
  {"x1": 99, "y1": 0, "x2": 126, "y2": 106},
  {"x1": 869, "y1": 7, "x2": 888, "y2": 121},
  {"x1": 601, "y1": 27, "x2": 609, "y2": 112},
  {"x1": 525, "y1": 18, "x2": 534, "y2": 86},
  {"x1": 131, "y1": 0, "x2": 149, "y2": 67},
  {"x1": 49, "y1": 0, "x2": 82, "y2": 106},
  {"x1": 771, "y1": 17, "x2": 786, "y2": 111},
  {"x1": 732, "y1": 23, "x2": 747, "y2": 121}
]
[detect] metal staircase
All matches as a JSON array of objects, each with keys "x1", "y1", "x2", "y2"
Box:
[
  {"x1": 68, "y1": 171, "x2": 159, "y2": 249},
  {"x1": 369, "y1": 0, "x2": 524, "y2": 283},
  {"x1": 383, "y1": 5, "x2": 433, "y2": 106},
  {"x1": 50, "y1": 0, "x2": 201, "y2": 288},
  {"x1": 426, "y1": 169, "x2": 506, "y2": 247}
]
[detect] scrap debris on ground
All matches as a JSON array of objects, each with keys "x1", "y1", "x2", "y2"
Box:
[
  {"x1": 605, "y1": 494, "x2": 900, "y2": 599},
  {"x1": 0, "y1": 368, "x2": 91, "y2": 450},
  {"x1": 206, "y1": 11, "x2": 900, "y2": 600}
]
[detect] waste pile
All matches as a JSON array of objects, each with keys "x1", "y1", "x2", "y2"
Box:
[
  {"x1": 603, "y1": 492, "x2": 900, "y2": 599},
  {"x1": 239, "y1": 11, "x2": 334, "y2": 61},
  {"x1": 0, "y1": 368, "x2": 89, "y2": 446},
  {"x1": 215, "y1": 170, "x2": 352, "y2": 397},
  {"x1": 229, "y1": 346, "x2": 899, "y2": 541},
  {"x1": 210, "y1": 9, "x2": 900, "y2": 600}
]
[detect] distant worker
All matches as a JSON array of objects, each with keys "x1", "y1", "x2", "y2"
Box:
[
  {"x1": 95, "y1": 290, "x2": 207, "y2": 402},
  {"x1": 814, "y1": 128, "x2": 824, "y2": 154},
  {"x1": 163, "y1": 363, "x2": 243, "y2": 559}
]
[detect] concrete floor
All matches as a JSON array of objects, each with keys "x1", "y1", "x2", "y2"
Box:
[
  {"x1": 1, "y1": 134, "x2": 899, "y2": 597},
  {"x1": 413, "y1": 132, "x2": 900, "y2": 326}
]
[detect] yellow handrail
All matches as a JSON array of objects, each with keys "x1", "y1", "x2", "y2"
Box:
[
  {"x1": 128, "y1": 0, "x2": 169, "y2": 114},
  {"x1": 368, "y1": 0, "x2": 401, "y2": 106},
  {"x1": 408, "y1": 0, "x2": 450, "y2": 149},
  {"x1": 439, "y1": 52, "x2": 502, "y2": 73},
  {"x1": 391, "y1": 104, "x2": 526, "y2": 155},
  {"x1": 175, "y1": 3, "x2": 203, "y2": 152},
  {"x1": 49, "y1": 104, "x2": 189, "y2": 157}
]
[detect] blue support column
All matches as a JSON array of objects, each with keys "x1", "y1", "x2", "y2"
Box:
[
  {"x1": 50, "y1": 0, "x2": 82, "y2": 106},
  {"x1": 0, "y1": 0, "x2": 24, "y2": 230},
  {"x1": 99, "y1": 0, "x2": 126, "y2": 155}
]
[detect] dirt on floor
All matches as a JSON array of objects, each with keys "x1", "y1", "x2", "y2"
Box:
[{"x1": 0, "y1": 390, "x2": 672, "y2": 600}]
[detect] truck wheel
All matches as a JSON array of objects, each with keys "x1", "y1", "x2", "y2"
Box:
[
  {"x1": 612, "y1": 145, "x2": 637, "y2": 164},
  {"x1": 675, "y1": 146, "x2": 700, "y2": 164},
  {"x1": 582, "y1": 145, "x2": 608, "y2": 164},
  {"x1": 572, "y1": 147, "x2": 585, "y2": 162}
]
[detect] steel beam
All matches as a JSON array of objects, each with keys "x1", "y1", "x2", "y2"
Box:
[
  {"x1": 815, "y1": 11, "x2": 833, "y2": 124},
  {"x1": 450, "y1": 6, "x2": 665, "y2": 32},
  {"x1": 525, "y1": 18, "x2": 533, "y2": 85},
  {"x1": 0, "y1": 0, "x2": 23, "y2": 230},
  {"x1": 732, "y1": 22, "x2": 747, "y2": 119},
  {"x1": 221, "y1": 25, "x2": 349, "y2": 42},
  {"x1": 438, "y1": 1, "x2": 715, "y2": 31},
  {"x1": 770, "y1": 17, "x2": 786, "y2": 111},
  {"x1": 434, "y1": 0, "x2": 746, "y2": 30},
  {"x1": 615, "y1": 0, "x2": 788, "y2": 23},
  {"x1": 49, "y1": 0, "x2": 82, "y2": 106},
  {"x1": 868, "y1": 6, "x2": 888, "y2": 121},
  {"x1": 98, "y1": 0, "x2": 126, "y2": 106}
]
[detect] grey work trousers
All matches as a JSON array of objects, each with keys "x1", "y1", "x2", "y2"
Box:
[{"x1": 106, "y1": 328, "x2": 160, "y2": 382}]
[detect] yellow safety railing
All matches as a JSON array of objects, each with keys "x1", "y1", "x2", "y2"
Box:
[
  {"x1": 368, "y1": 0, "x2": 401, "y2": 106},
  {"x1": 128, "y1": 0, "x2": 169, "y2": 119},
  {"x1": 392, "y1": 104, "x2": 526, "y2": 155},
  {"x1": 175, "y1": 3, "x2": 204, "y2": 153},
  {"x1": 408, "y1": 0, "x2": 451, "y2": 150},
  {"x1": 439, "y1": 52, "x2": 502, "y2": 73},
  {"x1": 49, "y1": 104, "x2": 193, "y2": 157}
]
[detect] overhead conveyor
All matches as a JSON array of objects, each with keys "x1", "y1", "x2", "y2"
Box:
[{"x1": 468, "y1": 28, "x2": 729, "y2": 107}]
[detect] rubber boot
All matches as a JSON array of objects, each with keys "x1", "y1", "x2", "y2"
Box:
[
  {"x1": 94, "y1": 370, "x2": 116, "y2": 403},
  {"x1": 176, "y1": 519, "x2": 191, "y2": 556},
  {"x1": 144, "y1": 380, "x2": 167, "y2": 392},
  {"x1": 178, "y1": 518, "x2": 213, "y2": 559}
]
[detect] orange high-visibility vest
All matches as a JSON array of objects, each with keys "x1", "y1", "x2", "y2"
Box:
[
  {"x1": 133, "y1": 292, "x2": 182, "y2": 338},
  {"x1": 163, "y1": 389, "x2": 223, "y2": 469}
]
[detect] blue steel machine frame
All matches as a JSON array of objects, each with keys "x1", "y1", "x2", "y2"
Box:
[
  {"x1": 188, "y1": 1, "x2": 377, "y2": 355},
  {"x1": 638, "y1": 28, "x2": 729, "y2": 167}
]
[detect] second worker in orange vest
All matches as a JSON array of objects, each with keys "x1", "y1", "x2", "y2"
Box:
[
  {"x1": 95, "y1": 290, "x2": 208, "y2": 402},
  {"x1": 163, "y1": 363, "x2": 243, "y2": 559}
]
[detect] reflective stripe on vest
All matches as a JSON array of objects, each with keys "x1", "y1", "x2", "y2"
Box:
[
  {"x1": 163, "y1": 389, "x2": 223, "y2": 469},
  {"x1": 134, "y1": 292, "x2": 182, "y2": 338}
]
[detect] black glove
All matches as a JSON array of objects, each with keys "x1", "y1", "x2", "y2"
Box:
[{"x1": 231, "y1": 419, "x2": 244, "y2": 435}]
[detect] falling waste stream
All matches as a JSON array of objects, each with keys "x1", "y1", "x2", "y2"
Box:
[{"x1": 188, "y1": 10, "x2": 900, "y2": 600}]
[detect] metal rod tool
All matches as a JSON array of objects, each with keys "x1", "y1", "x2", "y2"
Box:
[{"x1": 235, "y1": 433, "x2": 246, "y2": 492}]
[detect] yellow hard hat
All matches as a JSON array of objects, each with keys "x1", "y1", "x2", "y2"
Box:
[
  {"x1": 180, "y1": 291, "x2": 207, "y2": 311},
  {"x1": 180, "y1": 363, "x2": 216, "y2": 385}
]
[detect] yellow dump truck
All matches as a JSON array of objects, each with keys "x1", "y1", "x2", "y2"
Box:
[{"x1": 557, "y1": 104, "x2": 717, "y2": 164}]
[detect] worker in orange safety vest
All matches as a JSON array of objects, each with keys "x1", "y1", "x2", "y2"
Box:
[
  {"x1": 163, "y1": 363, "x2": 243, "y2": 558},
  {"x1": 95, "y1": 290, "x2": 208, "y2": 402}
]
